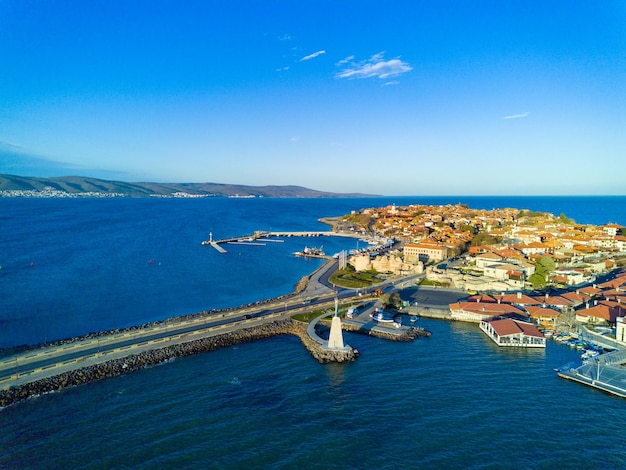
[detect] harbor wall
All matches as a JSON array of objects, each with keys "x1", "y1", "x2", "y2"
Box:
[{"x1": 0, "y1": 319, "x2": 358, "y2": 409}]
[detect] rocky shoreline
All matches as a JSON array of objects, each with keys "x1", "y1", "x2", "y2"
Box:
[{"x1": 0, "y1": 319, "x2": 360, "y2": 409}]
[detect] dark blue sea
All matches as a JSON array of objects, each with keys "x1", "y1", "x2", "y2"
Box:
[{"x1": 1, "y1": 196, "x2": 626, "y2": 469}]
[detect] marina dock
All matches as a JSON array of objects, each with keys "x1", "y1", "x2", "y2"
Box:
[
  {"x1": 557, "y1": 349, "x2": 626, "y2": 398},
  {"x1": 202, "y1": 230, "x2": 368, "y2": 254},
  {"x1": 209, "y1": 242, "x2": 227, "y2": 253}
]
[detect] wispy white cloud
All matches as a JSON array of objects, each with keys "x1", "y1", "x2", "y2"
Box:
[
  {"x1": 335, "y1": 55, "x2": 354, "y2": 66},
  {"x1": 503, "y1": 112, "x2": 529, "y2": 120},
  {"x1": 300, "y1": 50, "x2": 326, "y2": 61},
  {"x1": 335, "y1": 52, "x2": 412, "y2": 80},
  {"x1": 275, "y1": 66, "x2": 290, "y2": 72}
]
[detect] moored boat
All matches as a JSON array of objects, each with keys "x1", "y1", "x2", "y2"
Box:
[{"x1": 294, "y1": 246, "x2": 326, "y2": 258}]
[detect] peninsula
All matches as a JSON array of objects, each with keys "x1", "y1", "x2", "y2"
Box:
[
  {"x1": 0, "y1": 174, "x2": 379, "y2": 198},
  {"x1": 3, "y1": 200, "x2": 626, "y2": 406}
]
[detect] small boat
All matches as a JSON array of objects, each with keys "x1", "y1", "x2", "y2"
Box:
[
  {"x1": 581, "y1": 349, "x2": 600, "y2": 361},
  {"x1": 294, "y1": 246, "x2": 325, "y2": 258}
]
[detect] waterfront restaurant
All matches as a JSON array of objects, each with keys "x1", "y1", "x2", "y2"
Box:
[{"x1": 479, "y1": 318, "x2": 546, "y2": 348}]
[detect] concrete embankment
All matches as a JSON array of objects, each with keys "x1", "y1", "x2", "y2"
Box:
[
  {"x1": 341, "y1": 323, "x2": 431, "y2": 341},
  {"x1": 0, "y1": 319, "x2": 356, "y2": 409},
  {"x1": 410, "y1": 306, "x2": 452, "y2": 321},
  {"x1": 316, "y1": 317, "x2": 431, "y2": 342}
]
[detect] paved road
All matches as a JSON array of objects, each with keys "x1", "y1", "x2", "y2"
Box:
[
  {"x1": 0, "y1": 287, "x2": 361, "y2": 389},
  {"x1": 399, "y1": 285, "x2": 468, "y2": 308},
  {"x1": 0, "y1": 261, "x2": 465, "y2": 390}
]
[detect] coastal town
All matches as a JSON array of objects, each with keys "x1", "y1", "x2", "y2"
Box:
[
  {"x1": 3, "y1": 200, "x2": 626, "y2": 406},
  {"x1": 333, "y1": 203, "x2": 626, "y2": 355}
]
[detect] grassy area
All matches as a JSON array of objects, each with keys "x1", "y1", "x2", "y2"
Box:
[
  {"x1": 329, "y1": 267, "x2": 379, "y2": 288},
  {"x1": 418, "y1": 278, "x2": 444, "y2": 287},
  {"x1": 292, "y1": 310, "x2": 325, "y2": 322},
  {"x1": 293, "y1": 307, "x2": 355, "y2": 323}
]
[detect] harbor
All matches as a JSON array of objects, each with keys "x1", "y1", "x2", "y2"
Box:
[
  {"x1": 201, "y1": 229, "x2": 391, "y2": 255},
  {"x1": 556, "y1": 349, "x2": 626, "y2": 398}
]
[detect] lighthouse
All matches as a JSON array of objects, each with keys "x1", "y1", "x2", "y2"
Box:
[{"x1": 327, "y1": 297, "x2": 345, "y2": 350}]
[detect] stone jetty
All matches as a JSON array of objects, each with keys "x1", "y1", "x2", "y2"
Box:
[
  {"x1": 341, "y1": 322, "x2": 431, "y2": 342},
  {"x1": 0, "y1": 319, "x2": 358, "y2": 409}
]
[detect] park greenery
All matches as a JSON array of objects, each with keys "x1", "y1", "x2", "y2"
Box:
[
  {"x1": 292, "y1": 310, "x2": 326, "y2": 322},
  {"x1": 329, "y1": 265, "x2": 379, "y2": 288},
  {"x1": 419, "y1": 278, "x2": 444, "y2": 287}
]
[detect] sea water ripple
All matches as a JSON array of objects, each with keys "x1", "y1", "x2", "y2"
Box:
[{"x1": 1, "y1": 196, "x2": 626, "y2": 469}]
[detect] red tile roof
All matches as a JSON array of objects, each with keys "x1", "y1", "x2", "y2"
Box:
[
  {"x1": 576, "y1": 302, "x2": 626, "y2": 322},
  {"x1": 487, "y1": 318, "x2": 544, "y2": 338},
  {"x1": 560, "y1": 292, "x2": 587, "y2": 305},
  {"x1": 525, "y1": 306, "x2": 560, "y2": 318},
  {"x1": 578, "y1": 286, "x2": 602, "y2": 297},
  {"x1": 467, "y1": 295, "x2": 497, "y2": 303},
  {"x1": 542, "y1": 296, "x2": 575, "y2": 307},
  {"x1": 450, "y1": 302, "x2": 525, "y2": 316},
  {"x1": 495, "y1": 293, "x2": 542, "y2": 305}
]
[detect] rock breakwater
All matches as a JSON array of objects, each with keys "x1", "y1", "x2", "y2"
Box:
[{"x1": 0, "y1": 319, "x2": 357, "y2": 409}]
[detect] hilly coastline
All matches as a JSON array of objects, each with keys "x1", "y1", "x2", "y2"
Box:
[{"x1": 0, "y1": 174, "x2": 378, "y2": 198}]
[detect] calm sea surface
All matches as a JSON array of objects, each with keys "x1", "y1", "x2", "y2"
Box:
[{"x1": 1, "y1": 196, "x2": 626, "y2": 469}]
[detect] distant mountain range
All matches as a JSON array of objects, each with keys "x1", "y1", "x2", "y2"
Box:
[{"x1": 0, "y1": 174, "x2": 378, "y2": 198}]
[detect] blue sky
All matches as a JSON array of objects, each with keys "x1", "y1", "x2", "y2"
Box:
[{"x1": 1, "y1": 1, "x2": 624, "y2": 195}]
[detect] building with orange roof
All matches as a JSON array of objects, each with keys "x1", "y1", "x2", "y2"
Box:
[
  {"x1": 467, "y1": 294, "x2": 497, "y2": 303},
  {"x1": 449, "y1": 301, "x2": 525, "y2": 323},
  {"x1": 575, "y1": 301, "x2": 626, "y2": 325},
  {"x1": 542, "y1": 295, "x2": 575, "y2": 310},
  {"x1": 525, "y1": 306, "x2": 560, "y2": 328},
  {"x1": 560, "y1": 291, "x2": 587, "y2": 307},
  {"x1": 577, "y1": 286, "x2": 602, "y2": 298},
  {"x1": 403, "y1": 242, "x2": 448, "y2": 263},
  {"x1": 479, "y1": 318, "x2": 546, "y2": 348},
  {"x1": 602, "y1": 223, "x2": 624, "y2": 237},
  {"x1": 495, "y1": 292, "x2": 543, "y2": 306}
]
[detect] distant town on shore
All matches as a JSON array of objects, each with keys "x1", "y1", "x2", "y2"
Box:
[{"x1": 0, "y1": 174, "x2": 376, "y2": 198}]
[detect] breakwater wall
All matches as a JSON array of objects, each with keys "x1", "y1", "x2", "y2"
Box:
[
  {"x1": 0, "y1": 319, "x2": 357, "y2": 409},
  {"x1": 411, "y1": 307, "x2": 452, "y2": 321},
  {"x1": 0, "y1": 272, "x2": 315, "y2": 359}
]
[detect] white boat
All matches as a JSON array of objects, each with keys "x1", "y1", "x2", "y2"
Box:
[
  {"x1": 581, "y1": 349, "x2": 600, "y2": 361},
  {"x1": 294, "y1": 246, "x2": 325, "y2": 258}
]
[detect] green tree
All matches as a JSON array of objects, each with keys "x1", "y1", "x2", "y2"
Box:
[
  {"x1": 535, "y1": 256, "x2": 556, "y2": 273},
  {"x1": 380, "y1": 292, "x2": 402, "y2": 309},
  {"x1": 529, "y1": 272, "x2": 547, "y2": 289},
  {"x1": 530, "y1": 256, "x2": 555, "y2": 289},
  {"x1": 470, "y1": 232, "x2": 498, "y2": 246}
]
